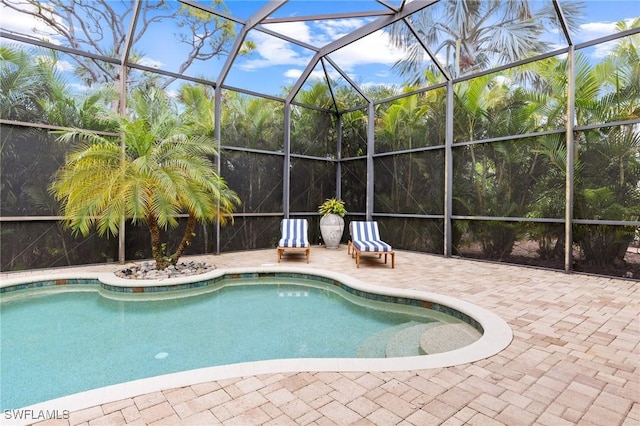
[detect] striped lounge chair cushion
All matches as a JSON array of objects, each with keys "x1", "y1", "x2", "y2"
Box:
[
  {"x1": 350, "y1": 221, "x2": 392, "y2": 252},
  {"x1": 278, "y1": 219, "x2": 309, "y2": 248}
]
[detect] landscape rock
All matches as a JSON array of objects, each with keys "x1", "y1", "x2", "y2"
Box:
[{"x1": 115, "y1": 260, "x2": 214, "y2": 279}]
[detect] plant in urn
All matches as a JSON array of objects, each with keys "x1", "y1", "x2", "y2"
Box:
[{"x1": 318, "y1": 198, "x2": 346, "y2": 249}]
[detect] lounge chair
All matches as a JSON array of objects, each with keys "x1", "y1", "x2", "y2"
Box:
[
  {"x1": 348, "y1": 221, "x2": 395, "y2": 268},
  {"x1": 277, "y1": 219, "x2": 310, "y2": 263}
]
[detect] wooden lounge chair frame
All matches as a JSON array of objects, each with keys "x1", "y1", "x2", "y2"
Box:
[
  {"x1": 348, "y1": 221, "x2": 395, "y2": 268},
  {"x1": 277, "y1": 218, "x2": 310, "y2": 263}
]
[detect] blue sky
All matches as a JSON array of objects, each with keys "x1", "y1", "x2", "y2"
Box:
[
  {"x1": 1, "y1": 0, "x2": 638, "y2": 97},
  {"x1": 138, "y1": 0, "x2": 640, "y2": 96}
]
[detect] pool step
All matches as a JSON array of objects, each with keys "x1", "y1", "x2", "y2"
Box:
[
  {"x1": 385, "y1": 323, "x2": 441, "y2": 357},
  {"x1": 356, "y1": 321, "x2": 421, "y2": 358},
  {"x1": 357, "y1": 321, "x2": 482, "y2": 358},
  {"x1": 419, "y1": 323, "x2": 482, "y2": 355}
]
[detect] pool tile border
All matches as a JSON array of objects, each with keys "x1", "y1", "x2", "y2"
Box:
[{"x1": 2, "y1": 270, "x2": 483, "y2": 333}]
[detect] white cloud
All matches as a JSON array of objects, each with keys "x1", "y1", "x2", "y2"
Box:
[
  {"x1": 577, "y1": 21, "x2": 620, "y2": 43},
  {"x1": 69, "y1": 83, "x2": 90, "y2": 92},
  {"x1": 282, "y1": 68, "x2": 325, "y2": 86},
  {"x1": 284, "y1": 68, "x2": 303, "y2": 80},
  {"x1": 328, "y1": 30, "x2": 404, "y2": 71},
  {"x1": 244, "y1": 17, "x2": 382, "y2": 73},
  {"x1": 138, "y1": 57, "x2": 164, "y2": 68},
  {"x1": 0, "y1": 3, "x2": 64, "y2": 45},
  {"x1": 575, "y1": 18, "x2": 637, "y2": 58},
  {"x1": 359, "y1": 80, "x2": 400, "y2": 92},
  {"x1": 264, "y1": 17, "x2": 371, "y2": 47},
  {"x1": 315, "y1": 18, "x2": 370, "y2": 43},
  {"x1": 590, "y1": 40, "x2": 620, "y2": 59},
  {"x1": 307, "y1": 69, "x2": 326, "y2": 81},
  {"x1": 256, "y1": 23, "x2": 406, "y2": 89},
  {"x1": 262, "y1": 21, "x2": 314, "y2": 45},
  {"x1": 55, "y1": 59, "x2": 74, "y2": 72},
  {"x1": 240, "y1": 30, "x2": 312, "y2": 71}
]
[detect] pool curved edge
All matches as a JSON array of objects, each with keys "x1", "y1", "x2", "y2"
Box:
[{"x1": 4, "y1": 266, "x2": 513, "y2": 422}]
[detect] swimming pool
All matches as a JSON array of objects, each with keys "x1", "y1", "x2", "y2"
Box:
[{"x1": 0, "y1": 267, "x2": 512, "y2": 415}]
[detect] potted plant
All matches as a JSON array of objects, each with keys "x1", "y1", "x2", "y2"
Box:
[{"x1": 318, "y1": 198, "x2": 346, "y2": 249}]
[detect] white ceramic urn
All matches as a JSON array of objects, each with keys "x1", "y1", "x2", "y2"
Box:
[{"x1": 319, "y1": 214, "x2": 344, "y2": 249}]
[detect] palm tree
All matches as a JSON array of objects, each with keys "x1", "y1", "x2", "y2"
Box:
[
  {"x1": 1, "y1": 45, "x2": 124, "y2": 269},
  {"x1": 375, "y1": 90, "x2": 429, "y2": 210},
  {"x1": 179, "y1": 83, "x2": 217, "y2": 138},
  {"x1": 453, "y1": 72, "x2": 545, "y2": 259},
  {"x1": 50, "y1": 87, "x2": 240, "y2": 270},
  {"x1": 390, "y1": 0, "x2": 584, "y2": 83},
  {"x1": 218, "y1": 91, "x2": 284, "y2": 248},
  {"x1": 529, "y1": 25, "x2": 640, "y2": 268}
]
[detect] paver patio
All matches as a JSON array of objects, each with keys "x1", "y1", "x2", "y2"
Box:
[{"x1": 4, "y1": 247, "x2": 638, "y2": 425}]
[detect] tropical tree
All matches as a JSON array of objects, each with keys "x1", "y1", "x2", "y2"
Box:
[
  {"x1": 376, "y1": 93, "x2": 428, "y2": 201},
  {"x1": 1, "y1": 45, "x2": 121, "y2": 268},
  {"x1": 573, "y1": 127, "x2": 640, "y2": 267},
  {"x1": 526, "y1": 133, "x2": 570, "y2": 262},
  {"x1": 218, "y1": 91, "x2": 284, "y2": 248},
  {"x1": 530, "y1": 25, "x2": 640, "y2": 268},
  {"x1": 179, "y1": 83, "x2": 217, "y2": 138},
  {"x1": 0, "y1": 0, "x2": 242, "y2": 90},
  {"x1": 374, "y1": 85, "x2": 448, "y2": 251},
  {"x1": 50, "y1": 86, "x2": 240, "y2": 270},
  {"x1": 390, "y1": 0, "x2": 585, "y2": 83},
  {"x1": 453, "y1": 72, "x2": 546, "y2": 259},
  {"x1": 290, "y1": 82, "x2": 337, "y2": 209},
  {"x1": 1, "y1": 46, "x2": 57, "y2": 216}
]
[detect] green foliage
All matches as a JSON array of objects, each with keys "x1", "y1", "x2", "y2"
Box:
[
  {"x1": 389, "y1": 0, "x2": 584, "y2": 82},
  {"x1": 318, "y1": 198, "x2": 347, "y2": 217},
  {"x1": 50, "y1": 86, "x2": 240, "y2": 269},
  {"x1": 3, "y1": 13, "x2": 640, "y2": 273}
]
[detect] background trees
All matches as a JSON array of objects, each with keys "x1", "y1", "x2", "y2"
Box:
[
  {"x1": 390, "y1": 0, "x2": 584, "y2": 82},
  {"x1": 1, "y1": 2, "x2": 638, "y2": 277}
]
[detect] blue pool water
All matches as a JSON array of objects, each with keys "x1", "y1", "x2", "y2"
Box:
[{"x1": 0, "y1": 278, "x2": 463, "y2": 410}]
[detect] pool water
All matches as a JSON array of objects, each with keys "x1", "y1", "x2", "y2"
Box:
[{"x1": 0, "y1": 279, "x2": 469, "y2": 410}]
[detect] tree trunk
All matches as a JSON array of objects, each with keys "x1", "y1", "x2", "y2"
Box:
[
  {"x1": 147, "y1": 215, "x2": 169, "y2": 270},
  {"x1": 170, "y1": 214, "x2": 197, "y2": 265}
]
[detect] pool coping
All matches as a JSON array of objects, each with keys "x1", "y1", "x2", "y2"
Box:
[{"x1": 2, "y1": 266, "x2": 513, "y2": 421}]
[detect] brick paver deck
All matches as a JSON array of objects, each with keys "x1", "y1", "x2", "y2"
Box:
[{"x1": 5, "y1": 247, "x2": 638, "y2": 425}]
